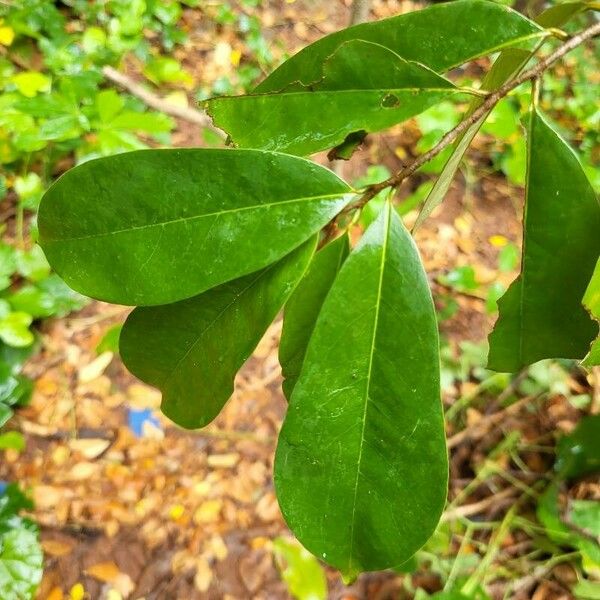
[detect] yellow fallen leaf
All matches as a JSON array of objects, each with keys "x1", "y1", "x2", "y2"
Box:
[
  {"x1": 193, "y1": 499, "x2": 222, "y2": 524},
  {"x1": 0, "y1": 25, "x2": 15, "y2": 46},
  {"x1": 230, "y1": 48, "x2": 242, "y2": 67},
  {"x1": 489, "y1": 234, "x2": 508, "y2": 247},
  {"x1": 68, "y1": 461, "x2": 98, "y2": 481},
  {"x1": 47, "y1": 587, "x2": 64, "y2": 600},
  {"x1": 169, "y1": 504, "x2": 185, "y2": 520},
  {"x1": 68, "y1": 438, "x2": 110, "y2": 459},
  {"x1": 70, "y1": 583, "x2": 85, "y2": 600},
  {"x1": 194, "y1": 557, "x2": 212, "y2": 592},
  {"x1": 207, "y1": 453, "x2": 239, "y2": 468},
  {"x1": 78, "y1": 351, "x2": 113, "y2": 383},
  {"x1": 84, "y1": 561, "x2": 121, "y2": 583},
  {"x1": 42, "y1": 539, "x2": 74, "y2": 557}
]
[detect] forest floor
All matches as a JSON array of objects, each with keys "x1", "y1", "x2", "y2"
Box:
[{"x1": 0, "y1": 1, "x2": 598, "y2": 599}]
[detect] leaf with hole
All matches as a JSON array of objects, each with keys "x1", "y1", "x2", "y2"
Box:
[
  {"x1": 275, "y1": 203, "x2": 447, "y2": 577},
  {"x1": 256, "y1": 0, "x2": 543, "y2": 93},
  {"x1": 206, "y1": 40, "x2": 460, "y2": 156},
  {"x1": 487, "y1": 108, "x2": 600, "y2": 372},
  {"x1": 38, "y1": 149, "x2": 351, "y2": 306},
  {"x1": 120, "y1": 239, "x2": 316, "y2": 429}
]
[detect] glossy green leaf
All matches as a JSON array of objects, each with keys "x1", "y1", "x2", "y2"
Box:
[
  {"x1": 273, "y1": 537, "x2": 327, "y2": 600},
  {"x1": 413, "y1": 1, "x2": 585, "y2": 231},
  {"x1": 120, "y1": 239, "x2": 316, "y2": 429},
  {"x1": 38, "y1": 149, "x2": 351, "y2": 306},
  {"x1": 488, "y1": 109, "x2": 600, "y2": 372},
  {"x1": 256, "y1": 0, "x2": 543, "y2": 94},
  {"x1": 275, "y1": 203, "x2": 447, "y2": 577},
  {"x1": 279, "y1": 233, "x2": 349, "y2": 400},
  {"x1": 582, "y1": 259, "x2": 600, "y2": 366},
  {"x1": 207, "y1": 40, "x2": 461, "y2": 156}
]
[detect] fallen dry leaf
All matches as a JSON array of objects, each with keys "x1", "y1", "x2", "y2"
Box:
[{"x1": 78, "y1": 351, "x2": 113, "y2": 383}]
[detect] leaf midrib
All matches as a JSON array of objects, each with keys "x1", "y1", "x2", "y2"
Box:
[
  {"x1": 211, "y1": 87, "x2": 458, "y2": 101},
  {"x1": 159, "y1": 266, "x2": 274, "y2": 391},
  {"x1": 347, "y1": 204, "x2": 391, "y2": 572},
  {"x1": 42, "y1": 192, "x2": 350, "y2": 244}
]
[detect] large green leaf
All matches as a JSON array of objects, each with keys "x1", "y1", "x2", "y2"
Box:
[
  {"x1": 206, "y1": 40, "x2": 461, "y2": 156},
  {"x1": 120, "y1": 239, "x2": 316, "y2": 429},
  {"x1": 38, "y1": 149, "x2": 351, "y2": 306},
  {"x1": 279, "y1": 233, "x2": 349, "y2": 400},
  {"x1": 275, "y1": 203, "x2": 447, "y2": 577},
  {"x1": 256, "y1": 0, "x2": 543, "y2": 94},
  {"x1": 582, "y1": 259, "x2": 600, "y2": 366},
  {"x1": 488, "y1": 109, "x2": 600, "y2": 372},
  {"x1": 413, "y1": 1, "x2": 586, "y2": 231}
]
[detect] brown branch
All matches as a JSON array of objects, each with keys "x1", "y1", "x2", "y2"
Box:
[
  {"x1": 346, "y1": 21, "x2": 600, "y2": 216},
  {"x1": 102, "y1": 66, "x2": 225, "y2": 136}
]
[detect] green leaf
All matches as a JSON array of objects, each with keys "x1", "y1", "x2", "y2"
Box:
[
  {"x1": 582, "y1": 259, "x2": 600, "y2": 366},
  {"x1": 487, "y1": 108, "x2": 600, "y2": 372},
  {"x1": 412, "y1": 1, "x2": 585, "y2": 231},
  {"x1": 0, "y1": 365, "x2": 33, "y2": 408},
  {"x1": 0, "y1": 528, "x2": 43, "y2": 600},
  {"x1": 0, "y1": 485, "x2": 33, "y2": 530},
  {"x1": 96, "y1": 89, "x2": 125, "y2": 123},
  {"x1": 0, "y1": 313, "x2": 34, "y2": 348},
  {"x1": 11, "y1": 71, "x2": 51, "y2": 98},
  {"x1": 555, "y1": 415, "x2": 600, "y2": 479},
  {"x1": 275, "y1": 203, "x2": 447, "y2": 577},
  {"x1": 256, "y1": 0, "x2": 542, "y2": 94},
  {"x1": 38, "y1": 149, "x2": 352, "y2": 306},
  {"x1": 120, "y1": 239, "x2": 316, "y2": 429},
  {"x1": 273, "y1": 537, "x2": 327, "y2": 600},
  {"x1": 15, "y1": 246, "x2": 50, "y2": 282},
  {"x1": 280, "y1": 233, "x2": 349, "y2": 399},
  {"x1": 537, "y1": 482, "x2": 600, "y2": 573},
  {"x1": 0, "y1": 244, "x2": 16, "y2": 292},
  {"x1": 143, "y1": 56, "x2": 192, "y2": 86},
  {"x1": 8, "y1": 275, "x2": 86, "y2": 320},
  {"x1": 0, "y1": 405, "x2": 11, "y2": 429},
  {"x1": 0, "y1": 432, "x2": 25, "y2": 452},
  {"x1": 206, "y1": 40, "x2": 461, "y2": 156},
  {"x1": 96, "y1": 324, "x2": 122, "y2": 355},
  {"x1": 110, "y1": 111, "x2": 174, "y2": 134},
  {"x1": 573, "y1": 580, "x2": 600, "y2": 600},
  {"x1": 14, "y1": 173, "x2": 43, "y2": 211}
]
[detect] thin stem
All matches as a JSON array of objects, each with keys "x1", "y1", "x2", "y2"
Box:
[{"x1": 345, "y1": 21, "x2": 600, "y2": 217}]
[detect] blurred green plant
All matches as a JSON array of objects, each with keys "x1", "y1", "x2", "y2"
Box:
[
  {"x1": 0, "y1": 483, "x2": 43, "y2": 600},
  {"x1": 273, "y1": 537, "x2": 328, "y2": 600}
]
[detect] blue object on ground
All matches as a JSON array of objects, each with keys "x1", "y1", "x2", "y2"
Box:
[{"x1": 127, "y1": 408, "x2": 161, "y2": 437}]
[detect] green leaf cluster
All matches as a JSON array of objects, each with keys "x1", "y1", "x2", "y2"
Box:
[
  {"x1": 32, "y1": 0, "x2": 600, "y2": 584},
  {"x1": 0, "y1": 484, "x2": 43, "y2": 600}
]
